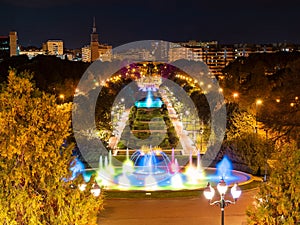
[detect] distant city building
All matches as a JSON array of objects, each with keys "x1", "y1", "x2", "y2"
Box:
[
  {"x1": 98, "y1": 44, "x2": 112, "y2": 62},
  {"x1": 81, "y1": 45, "x2": 91, "y2": 62},
  {"x1": 168, "y1": 43, "x2": 191, "y2": 61},
  {"x1": 43, "y1": 40, "x2": 64, "y2": 56},
  {"x1": 9, "y1": 31, "x2": 18, "y2": 57},
  {"x1": 19, "y1": 49, "x2": 45, "y2": 59},
  {"x1": 65, "y1": 48, "x2": 82, "y2": 61},
  {"x1": 151, "y1": 41, "x2": 169, "y2": 61},
  {"x1": 113, "y1": 48, "x2": 155, "y2": 61},
  {"x1": 0, "y1": 35, "x2": 10, "y2": 59},
  {"x1": 81, "y1": 18, "x2": 112, "y2": 62},
  {"x1": 0, "y1": 31, "x2": 18, "y2": 60},
  {"x1": 168, "y1": 40, "x2": 300, "y2": 78},
  {"x1": 90, "y1": 17, "x2": 99, "y2": 62}
]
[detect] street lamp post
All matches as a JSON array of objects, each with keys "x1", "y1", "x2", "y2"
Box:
[
  {"x1": 199, "y1": 126, "x2": 204, "y2": 154},
  {"x1": 59, "y1": 94, "x2": 65, "y2": 103},
  {"x1": 233, "y1": 92, "x2": 239, "y2": 102},
  {"x1": 203, "y1": 180, "x2": 242, "y2": 225},
  {"x1": 255, "y1": 99, "x2": 262, "y2": 133}
]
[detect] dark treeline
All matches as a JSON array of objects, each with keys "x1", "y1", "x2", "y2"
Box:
[{"x1": 0, "y1": 55, "x2": 90, "y2": 99}]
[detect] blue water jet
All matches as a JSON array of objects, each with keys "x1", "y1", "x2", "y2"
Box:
[
  {"x1": 135, "y1": 91, "x2": 163, "y2": 108},
  {"x1": 216, "y1": 155, "x2": 233, "y2": 180}
]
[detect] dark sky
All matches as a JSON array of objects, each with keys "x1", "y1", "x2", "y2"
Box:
[{"x1": 0, "y1": 0, "x2": 299, "y2": 49}]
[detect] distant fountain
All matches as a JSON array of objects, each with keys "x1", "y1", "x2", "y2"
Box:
[{"x1": 134, "y1": 91, "x2": 163, "y2": 108}]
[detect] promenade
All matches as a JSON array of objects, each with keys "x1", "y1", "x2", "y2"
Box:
[{"x1": 98, "y1": 188, "x2": 257, "y2": 225}]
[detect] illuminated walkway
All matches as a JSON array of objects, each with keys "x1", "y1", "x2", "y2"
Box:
[
  {"x1": 98, "y1": 188, "x2": 257, "y2": 225},
  {"x1": 108, "y1": 109, "x2": 130, "y2": 154},
  {"x1": 160, "y1": 92, "x2": 196, "y2": 155}
]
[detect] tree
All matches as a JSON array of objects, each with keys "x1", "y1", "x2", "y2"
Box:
[
  {"x1": 247, "y1": 143, "x2": 300, "y2": 224},
  {"x1": 0, "y1": 71, "x2": 103, "y2": 225},
  {"x1": 223, "y1": 103, "x2": 274, "y2": 173},
  {"x1": 222, "y1": 53, "x2": 300, "y2": 144}
]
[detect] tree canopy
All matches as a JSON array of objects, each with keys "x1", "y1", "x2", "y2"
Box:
[
  {"x1": 247, "y1": 143, "x2": 300, "y2": 224},
  {"x1": 222, "y1": 52, "x2": 300, "y2": 145},
  {"x1": 0, "y1": 70, "x2": 103, "y2": 224}
]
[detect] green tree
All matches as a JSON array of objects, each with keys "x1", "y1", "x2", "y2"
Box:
[
  {"x1": 247, "y1": 143, "x2": 300, "y2": 224},
  {"x1": 224, "y1": 104, "x2": 273, "y2": 173},
  {"x1": 0, "y1": 71, "x2": 103, "y2": 225},
  {"x1": 222, "y1": 53, "x2": 300, "y2": 144}
]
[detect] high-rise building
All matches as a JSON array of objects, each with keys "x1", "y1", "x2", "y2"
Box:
[
  {"x1": 169, "y1": 42, "x2": 203, "y2": 62},
  {"x1": 0, "y1": 35, "x2": 10, "y2": 60},
  {"x1": 0, "y1": 31, "x2": 18, "y2": 60},
  {"x1": 82, "y1": 18, "x2": 112, "y2": 62},
  {"x1": 81, "y1": 45, "x2": 91, "y2": 62},
  {"x1": 9, "y1": 31, "x2": 18, "y2": 57},
  {"x1": 90, "y1": 17, "x2": 99, "y2": 62},
  {"x1": 151, "y1": 41, "x2": 169, "y2": 61},
  {"x1": 98, "y1": 44, "x2": 112, "y2": 62},
  {"x1": 44, "y1": 40, "x2": 64, "y2": 56}
]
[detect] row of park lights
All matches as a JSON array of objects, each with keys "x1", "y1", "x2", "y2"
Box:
[
  {"x1": 231, "y1": 91, "x2": 298, "y2": 106},
  {"x1": 203, "y1": 180, "x2": 242, "y2": 225}
]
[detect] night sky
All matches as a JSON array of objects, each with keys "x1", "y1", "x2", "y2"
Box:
[{"x1": 0, "y1": 0, "x2": 299, "y2": 49}]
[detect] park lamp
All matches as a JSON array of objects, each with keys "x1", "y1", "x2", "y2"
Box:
[
  {"x1": 203, "y1": 183, "x2": 215, "y2": 200},
  {"x1": 231, "y1": 183, "x2": 242, "y2": 200},
  {"x1": 217, "y1": 179, "x2": 228, "y2": 196},
  {"x1": 204, "y1": 180, "x2": 242, "y2": 202},
  {"x1": 204, "y1": 180, "x2": 242, "y2": 225},
  {"x1": 91, "y1": 183, "x2": 101, "y2": 197}
]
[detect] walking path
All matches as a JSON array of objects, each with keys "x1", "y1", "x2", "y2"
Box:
[
  {"x1": 98, "y1": 188, "x2": 257, "y2": 225},
  {"x1": 108, "y1": 109, "x2": 130, "y2": 155},
  {"x1": 160, "y1": 92, "x2": 196, "y2": 155}
]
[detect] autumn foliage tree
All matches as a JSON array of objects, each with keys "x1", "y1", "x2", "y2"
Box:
[
  {"x1": 247, "y1": 143, "x2": 300, "y2": 224},
  {"x1": 0, "y1": 71, "x2": 103, "y2": 224}
]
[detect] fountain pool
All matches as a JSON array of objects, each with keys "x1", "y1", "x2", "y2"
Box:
[{"x1": 73, "y1": 149, "x2": 252, "y2": 191}]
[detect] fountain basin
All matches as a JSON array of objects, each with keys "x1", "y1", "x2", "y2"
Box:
[{"x1": 83, "y1": 167, "x2": 252, "y2": 191}]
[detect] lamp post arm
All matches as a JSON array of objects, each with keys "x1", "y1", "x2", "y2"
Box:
[
  {"x1": 209, "y1": 199, "x2": 236, "y2": 207},
  {"x1": 209, "y1": 200, "x2": 221, "y2": 206},
  {"x1": 224, "y1": 199, "x2": 236, "y2": 206}
]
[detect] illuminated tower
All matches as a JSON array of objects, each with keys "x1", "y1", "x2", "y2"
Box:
[
  {"x1": 90, "y1": 17, "x2": 99, "y2": 62},
  {"x1": 9, "y1": 31, "x2": 17, "y2": 57}
]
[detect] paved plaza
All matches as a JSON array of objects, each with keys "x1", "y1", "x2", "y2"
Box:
[{"x1": 98, "y1": 188, "x2": 257, "y2": 225}]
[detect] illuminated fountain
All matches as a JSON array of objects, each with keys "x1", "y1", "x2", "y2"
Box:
[
  {"x1": 134, "y1": 91, "x2": 163, "y2": 108},
  {"x1": 117, "y1": 148, "x2": 134, "y2": 189},
  {"x1": 184, "y1": 151, "x2": 205, "y2": 185},
  {"x1": 72, "y1": 151, "x2": 251, "y2": 191},
  {"x1": 96, "y1": 151, "x2": 115, "y2": 187},
  {"x1": 205, "y1": 155, "x2": 247, "y2": 185}
]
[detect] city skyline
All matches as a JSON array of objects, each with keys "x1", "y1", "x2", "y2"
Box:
[{"x1": 0, "y1": 0, "x2": 300, "y2": 49}]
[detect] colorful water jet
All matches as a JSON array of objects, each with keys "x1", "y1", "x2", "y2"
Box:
[
  {"x1": 71, "y1": 150, "x2": 251, "y2": 191},
  {"x1": 134, "y1": 91, "x2": 163, "y2": 108}
]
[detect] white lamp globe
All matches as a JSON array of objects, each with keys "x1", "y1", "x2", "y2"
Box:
[
  {"x1": 217, "y1": 179, "x2": 228, "y2": 195},
  {"x1": 231, "y1": 183, "x2": 242, "y2": 200},
  {"x1": 203, "y1": 183, "x2": 215, "y2": 200}
]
